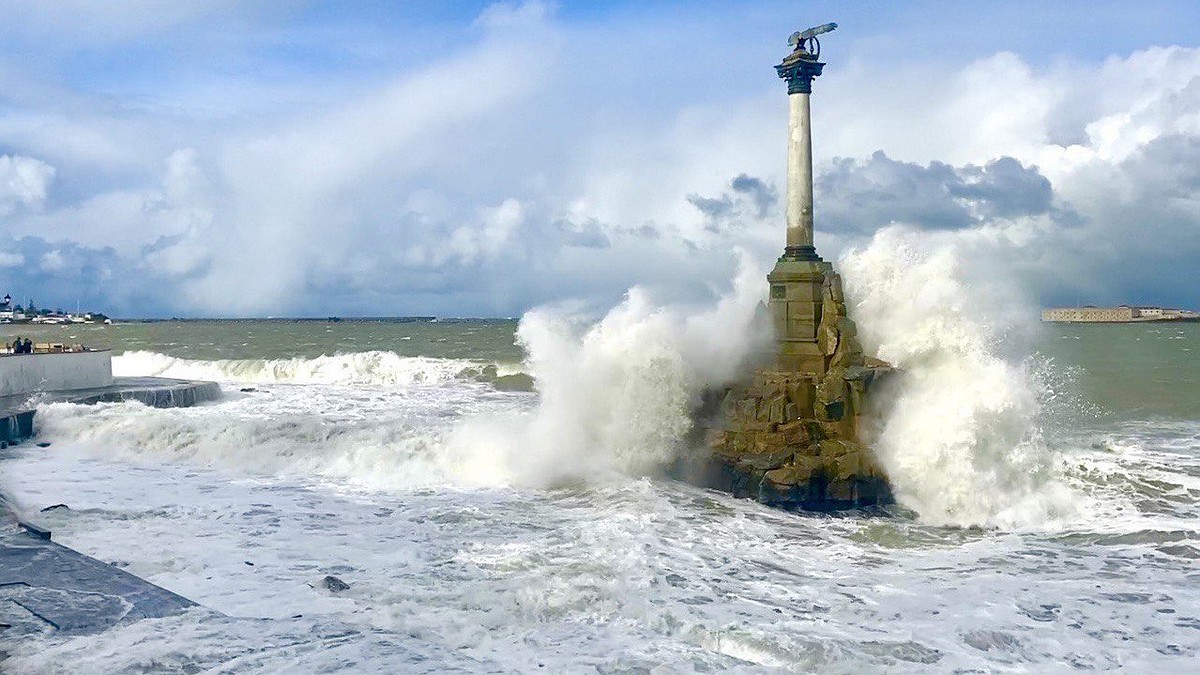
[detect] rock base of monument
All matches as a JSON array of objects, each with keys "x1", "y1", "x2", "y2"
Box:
[
  {"x1": 705, "y1": 367, "x2": 892, "y2": 509},
  {"x1": 703, "y1": 264, "x2": 894, "y2": 510}
]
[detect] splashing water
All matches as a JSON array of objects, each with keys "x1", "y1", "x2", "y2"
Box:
[
  {"x1": 453, "y1": 250, "x2": 772, "y2": 487},
  {"x1": 840, "y1": 227, "x2": 1077, "y2": 528},
  {"x1": 113, "y1": 350, "x2": 505, "y2": 387}
]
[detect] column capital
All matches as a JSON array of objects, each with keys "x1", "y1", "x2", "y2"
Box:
[{"x1": 775, "y1": 52, "x2": 824, "y2": 95}]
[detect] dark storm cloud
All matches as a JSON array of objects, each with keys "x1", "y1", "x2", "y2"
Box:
[
  {"x1": 685, "y1": 194, "x2": 734, "y2": 222},
  {"x1": 950, "y1": 157, "x2": 1053, "y2": 219},
  {"x1": 687, "y1": 173, "x2": 779, "y2": 232},
  {"x1": 729, "y1": 174, "x2": 778, "y2": 218},
  {"x1": 1037, "y1": 133, "x2": 1200, "y2": 309},
  {"x1": 817, "y1": 152, "x2": 1056, "y2": 234},
  {"x1": 0, "y1": 235, "x2": 176, "y2": 317}
]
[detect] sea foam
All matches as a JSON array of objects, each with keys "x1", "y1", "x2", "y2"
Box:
[
  {"x1": 113, "y1": 350, "x2": 494, "y2": 387},
  {"x1": 841, "y1": 227, "x2": 1077, "y2": 528}
]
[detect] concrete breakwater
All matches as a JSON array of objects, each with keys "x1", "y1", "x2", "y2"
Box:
[
  {"x1": 0, "y1": 377, "x2": 220, "y2": 446},
  {"x1": 0, "y1": 376, "x2": 219, "y2": 650},
  {"x1": 0, "y1": 350, "x2": 114, "y2": 398}
]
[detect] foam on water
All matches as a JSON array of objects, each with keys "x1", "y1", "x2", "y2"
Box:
[
  {"x1": 83, "y1": 252, "x2": 769, "y2": 494},
  {"x1": 4, "y1": 421, "x2": 1198, "y2": 672},
  {"x1": 4, "y1": 286, "x2": 1200, "y2": 670},
  {"x1": 31, "y1": 381, "x2": 525, "y2": 490},
  {"x1": 113, "y1": 350, "x2": 492, "y2": 387}
]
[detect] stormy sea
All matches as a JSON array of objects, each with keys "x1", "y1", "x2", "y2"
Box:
[{"x1": 1, "y1": 245, "x2": 1197, "y2": 672}]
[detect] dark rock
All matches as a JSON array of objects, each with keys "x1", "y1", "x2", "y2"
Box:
[
  {"x1": 240, "y1": 387, "x2": 257, "y2": 393},
  {"x1": 39, "y1": 504, "x2": 69, "y2": 512},
  {"x1": 244, "y1": 561, "x2": 255, "y2": 566},
  {"x1": 492, "y1": 373, "x2": 535, "y2": 392},
  {"x1": 18, "y1": 521, "x2": 51, "y2": 540},
  {"x1": 319, "y1": 575, "x2": 350, "y2": 593},
  {"x1": 36, "y1": 442, "x2": 51, "y2": 448}
]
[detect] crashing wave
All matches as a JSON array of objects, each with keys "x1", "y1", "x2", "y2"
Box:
[
  {"x1": 113, "y1": 350, "x2": 528, "y2": 388},
  {"x1": 840, "y1": 227, "x2": 1077, "y2": 528}
]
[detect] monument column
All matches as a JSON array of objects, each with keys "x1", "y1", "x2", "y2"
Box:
[
  {"x1": 711, "y1": 23, "x2": 891, "y2": 510},
  {"x1": 767, "y1": 28, "x2": 834, "y2": 373},
  {"x1": 778, "y1": 50, "x2": 824, "y2": 261}
]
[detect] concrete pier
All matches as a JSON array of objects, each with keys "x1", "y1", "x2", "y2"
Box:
[
  {"x1": 0, "y1": 376, "x2": 220, "y2": 446},
  {"x1": 0, "y1": 523, "x2": 198, "y2": 641},
  {"x1": 0, "y1": 376, "x2": 219, "y2": 651}
]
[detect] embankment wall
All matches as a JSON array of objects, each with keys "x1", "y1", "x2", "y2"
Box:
[{"x1": 0, "y1": 351, "x2": 113, "y2": 397}]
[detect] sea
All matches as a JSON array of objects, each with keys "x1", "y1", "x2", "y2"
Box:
[{"x1": 1, "y1": 279, "x2": 1198, "y2": 671}]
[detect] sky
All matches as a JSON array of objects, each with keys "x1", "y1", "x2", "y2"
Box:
[{"x1": 0, "y1": 0, "x2": 1198, "y2": 318}]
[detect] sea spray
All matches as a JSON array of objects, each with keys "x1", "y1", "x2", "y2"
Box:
[
  {"x1": 840, "y1": 227, "x2": 1076, "y2": 527},
  {"x1": 450, "y1": 250, "x2": 772, "y2": 486},
  {"x1": 32, "y1": 393, "x2": 516, "y2": 490},
  {"x1": 59, "y1": 253, "x2": 770, "y2": 490}
]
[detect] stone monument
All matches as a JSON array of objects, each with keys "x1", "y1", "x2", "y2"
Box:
[{"x1": 707, "y1": 24, "x2": 892, "y2": 508}]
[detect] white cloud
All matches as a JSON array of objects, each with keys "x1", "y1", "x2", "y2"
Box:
[
  {"x1": 0, "y1": 3, "x2": 1197, "y2": 315},
  {"x1": 39, "y1": 249, "x2": 66, "y2": 272},
  {"x1": 0, "y1": 252, "x2": 24, "y2": 268},
  {"x1": 0, "y1": 154, "x2": 55, "y2": 215}
]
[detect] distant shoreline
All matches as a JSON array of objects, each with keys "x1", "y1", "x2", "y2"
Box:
[
  {"x1": 109, "y1": 316, "x2": 519, "y2": 324},
  {"x1": 1042, "y1": 306, "x2": 1200, "y2": 324}
]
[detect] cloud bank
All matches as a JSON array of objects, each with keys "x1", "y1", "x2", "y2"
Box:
[{"x1": 0, "y1": 3, "x2": 1197, "y2": 316}]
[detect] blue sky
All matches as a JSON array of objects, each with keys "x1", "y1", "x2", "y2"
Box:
[{"x1": 1, "y1": 1, "x2": 1198, "y2": 317}]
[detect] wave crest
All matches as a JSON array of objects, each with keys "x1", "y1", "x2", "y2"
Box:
[{"x1": 113, "y1": 350, "x2": 506, "y2": 387}]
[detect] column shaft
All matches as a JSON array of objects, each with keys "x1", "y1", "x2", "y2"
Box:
[{"x1": 786, "y1": 92, "x2": 814, "y2": 250}]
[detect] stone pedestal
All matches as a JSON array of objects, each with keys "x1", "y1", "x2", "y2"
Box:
[
  {"x1": 710, "y1": 266, "x2": 892, "y2": 508},
  {"x1": 768, "y1": 257, "x2": 830, "y2": 373}
]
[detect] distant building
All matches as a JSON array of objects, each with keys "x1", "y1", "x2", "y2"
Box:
[{"x1": 1042, "y1": 306, "x2": 1200, "y2": 323}]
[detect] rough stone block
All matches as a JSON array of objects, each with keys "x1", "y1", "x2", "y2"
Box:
[
  {"x1": 753, "y1": 398, "x2": 770, "y2": 422},
  {"x1": 818, "y1": 439, "x2": 852, "y2": 458},
  {"x1": 783, "y1": 401, "x2": 800, "y2": 422},
  {"x1": 786, "y1": 380, "x2": 815, "y2": 408},
  {"x1": 736, "y1": 399, "x2": 757, "y2": 421},
  {"x1": 720, "y1": 388, "x2": 739, "y2": 415},
  {"x1": 763, "y1": 464, "x2": 800, "y2": 487},
  {"x1": 778, "y1": 419, "x2": 807, "y2": 446},
  {"x1": 832, "y1": 452, "x2": 862, "y2": 480},
  {"x1": 767, "y1": 395, "x2": 787, "y2": 425},
  {"x1": 736, "y1": 447, "x2": 793, "y2": 472},
  {"x1": 828, "y1": 479, "x2": 855, "y2": 502}
]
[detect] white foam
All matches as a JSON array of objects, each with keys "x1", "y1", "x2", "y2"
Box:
[
  {"x1": 31, "y1": 376, "x2": 526, "y2": 490},
  {"x1": 113, "y1": 350, "x2": 486, "y2": 387},
  {"x1": 841, "y1": 227, "x2": 1077, "y2": 528}
]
